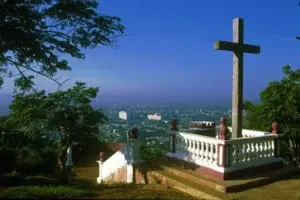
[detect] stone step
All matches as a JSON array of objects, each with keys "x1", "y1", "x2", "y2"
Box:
[
  {"x1": 151, "y1": 157, "x2": 300, "y2": 193},
  {"x1": 161, "y1": 165, "x2": 226, "y2": 193},
  {"x1": 150, "y1": 169, "x2": 223, "y2": 200},
  {"x1": 152, "y1": 157, "x2": 223, "y2": 183}
]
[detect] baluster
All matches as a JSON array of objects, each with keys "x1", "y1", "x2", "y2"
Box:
[
  {"x1": 186, "y1": 139, "x2": 190, "y2": 155},
  {"x1": 177, "y1": 137, "x2": 181, "y2": 152},
  {"x1": 245, "y1": 143, "x2": 250, "y2": 162},
  {"x1": 175, "y1": 137, "x2": 179, "y2": 152},
  {"x1": 192, "y1": 139, "x2": 197, "y2": 157},
  {"x1": 235, "y1": 144, "x2": 239, "y2": 165},
  {"x1": 268, "y1": 140, "x2": 272, "y2": 158},
  {"x1": 266, "y1": 140, "x2": 270, "y2": 158},
  {"x1": 267, "y1": 140, "x2": 271, "y2": 158},
  {"x1": 197, "y1": 140, "x2": 201, "y2": 159},
  {"x1": 254, "y1": 142, "x2": 258, "y2": 160},
  {"x1": 186, "y1": 139, "x2": 189, "y2": 154},
  {"x1": 242, "y1": 144, "x2": 245, "y2": 162},
  {"x1": 183, "y1": 138, "x2": 186, "y2": 153},
  {"x1": 177, "y1": 136, "x2": 181, "y2": 152},
  {"x1": 263, "y1": 140, "x2": 267, "y2": 159},
  {"x1": 245, "y1": 143, "x2": 248, "y2": 162},
  {"x1": 238, "y1": 144, "x2": 242, "y2": 163},
  {"x1": 243, "y1": 143, "x2": 246, "y2": 162},
  {"x1": 232, "y1": 145, "x2": 237, "y2": 166},
  {"x1": 262, "y1": 140, "x2": 266, "y2": 158},
  {"x1": 248, "y1": 143, "x2": 252, "y2": 162},
  {"x1": 270, "y1": 140, "x2": 274, "y2": 158},
  {"x1": 236, "y1": 145, "x2": 240, "y2": 165},
  {"x1": 246, "y1": 143, "x2": 250, "y2": 162},
  {"x1": 188, "y1": 139, "x2": 192, "y2": 155},
  {"x1": 266, "y1": 140, "x2": 270, "y2": 159},
  {"x1": 190, "y1": 139, "x2": 193, "y2": 156},
  {"x1": 175, "y1": 136, "x2": 179, "y2": 152},
  {"x1": 264, "y1": 140, "x2": 268, "y2": 158},
  {"x1": 208, "y1": 142, "x2": 212, "y2": 164},
  {"x1": 182, "y1": 138, "x2": 185, "y2": 154},
  {"x1": 258, "y1": 141, "x2": 262, "y2": 160},
  {"x1": 179, "y1": 137, "x2": 183, "y2": 152},
  {"x1": 205, "y1": 142, "x2": 209, "y2": 164},
  {"x1": 200, "y1": 141, "x2": 205, "y2": 161},
  {"x1": 266, "y1": 140, "x2": 269, "y2": 158},
  {"x1": 258, "y1": 141, "x2": 262, "y2": 158},
  {"x1": 213, "y1": 143, "x2": 217, "y2": 165},
  {"x1": 271, "y1": 140, "x2": 275, "y2": 157},
  {"x1": 250, "y1": 142, "x2": 255, "y2": 161},
  {"x1": 209, "y1": 143, "x2": 214, "y2": 164},
  {"x1": 180, "y1": 137, "x2": 185, "y2": 153}
]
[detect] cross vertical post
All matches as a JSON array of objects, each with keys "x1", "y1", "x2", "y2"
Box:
[
  {"x1": 232, "y1": 18, "x2": 244, "y2": 138},
  {"x1": 214, "y1": 18, "x2": 260, "y2": 138}
]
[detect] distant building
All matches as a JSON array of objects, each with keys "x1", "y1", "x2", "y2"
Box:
[
  {"x1": 147, "y1": 113, "x2": 161, "y2": 121},
  {"x1": 119, "y1": 111, "x2": 128, "y2": 120}
]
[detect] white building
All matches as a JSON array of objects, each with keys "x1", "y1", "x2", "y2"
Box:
[
  {"x1": 119, "y1": 111, "x2": 128, "y2": 120},
  {"x1": 147, "y1": 113, "x2": 161, "y2": 121}
]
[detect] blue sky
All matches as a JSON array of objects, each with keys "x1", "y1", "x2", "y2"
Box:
[{"x1": 2, "y1": 0, "x2": 300, "y2": 104}]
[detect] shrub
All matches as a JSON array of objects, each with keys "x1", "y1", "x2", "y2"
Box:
[
  {"x1": 140, "y1": 138, "x2": 169, "y2": 162},
  {"x1": 0, "y1": 173, "x2": 59, "y2": 187},
  {"x1": 0, "y1": 185, "x2": 90, "y2": 198},
  {"x1": 0, "y1": 147, "x2": 16, "y2": 174}
]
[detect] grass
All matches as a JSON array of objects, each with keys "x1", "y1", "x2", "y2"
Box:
[
  {"x1": 73, "y1": 165, "x2": 199, "y2": 199},
  {"x1": 0, "y1": 185, "x2": 89, "y2": 199},
  {"x1": 91, "y1": 183, "x2": 201, "y2": 199},
  {"x1": 225, "y1": 175, "x2": 300, "y2": 200},
  {"x1": 0, "y1": 164, "x2": 199, "y2": 199},
  {"x1": 1, "y1": 159, "x2": 299, "y2": 200},
  {"x1": 0, "y1": 173, "x2": 93, "y2": 199}
]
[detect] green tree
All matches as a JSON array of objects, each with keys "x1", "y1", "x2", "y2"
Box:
[
  {"x1": 0, "y1": 114, "x2": 57, "y2": 175},
  {"x1": 244, "y1": 65, "x2": 300, "y2": 166},
  {"x1": 0, "y1": 0, "x2": 124, "y2": 91},
  {"x1": 6, "y1": 82, "x2": 107, "y2": 182}
]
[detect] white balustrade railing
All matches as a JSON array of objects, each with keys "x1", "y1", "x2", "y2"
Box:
[
  {"x1": 225, "y1": 135, "x2": 280, "y2": 171},
  {"x1": 167, "y1": 131, "x2": 282, "y2": 173},
  {"x1": 171, "y1": 132, "x2": 219, "y2": 169},
  {"x1": 227, "y1": 127, "x2": 271, "y2": 138}
]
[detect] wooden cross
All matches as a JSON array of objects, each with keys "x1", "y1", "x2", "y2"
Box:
[{"x1": 214, "y1": 18, "x2": 260, "y2": 138}]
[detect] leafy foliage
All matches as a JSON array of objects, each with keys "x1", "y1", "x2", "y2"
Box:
[
  {"x1": 0, "y1": 0, "x2": 124, "y2": 91},
  {"x1": 140, "y1": 138, "x2": 169, "y2": 163},
  {"x1": 244, "y1": 65, "x2": 300, "y2": 166},
  {"x1": 2, "y1": 82, "x2": 107, "y2": 180},
  {"x1": 0, "y1": 114, "x2": 57, "y2": 174}
]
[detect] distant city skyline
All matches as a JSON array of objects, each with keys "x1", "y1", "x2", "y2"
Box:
[{"x1": 1, "y1": 0, "x2": 299, "y2": 104}]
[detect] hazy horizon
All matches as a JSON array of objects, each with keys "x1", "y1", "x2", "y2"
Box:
[{"x1": 1, "y1": 0, "x2": 298, "y2": 105}]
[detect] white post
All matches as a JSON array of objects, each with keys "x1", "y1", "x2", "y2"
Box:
[
  {"x1": 65, "y1": 146, "x2": 73, "y2": 167},
  {"x1": 97, "y1": 152, "x2": 105, "y2": 184},
  {"x1": 97, "y1": 161, "x2": 103, "y2": 184},
  {"x1": 65, "y1": 145, "x2": 73, "y2": 182},
  {"x1": 126, "y1": 163, "x2": 134, "y2": 183}
]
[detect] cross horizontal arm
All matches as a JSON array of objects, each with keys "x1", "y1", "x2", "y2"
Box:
[{"x1": 214, "y1": 41, "x2": 260, "y2": 54}]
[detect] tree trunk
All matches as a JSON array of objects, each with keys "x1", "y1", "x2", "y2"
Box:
[
  {"x1": 58, "y1": 146, "x2": 69, "y2": 183},
  {"x1": 58, "y1": 131, "x2": 71, "y2": 183}
]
